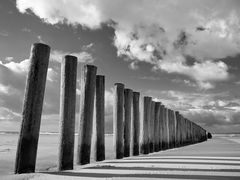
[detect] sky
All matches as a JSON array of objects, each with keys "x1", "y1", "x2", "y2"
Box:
[{"x1": 0, "y1": 0, "x2": 240, "y2": 134}]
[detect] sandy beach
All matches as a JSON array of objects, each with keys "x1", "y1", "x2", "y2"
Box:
[
  {"x1": 0, "y1": 133, "x2": 114, "y2": 176},
  {"x1": 1, "y1": 133, "x2": 240, "y2": 179}
]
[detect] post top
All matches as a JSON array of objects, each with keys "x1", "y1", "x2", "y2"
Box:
[
  {"x1": 144, "y1": 96, "x2": 152, "y2": 100},
  {"x1": 96, "y1": 75, "x2": 105, "y2": 78},
  {"x1": 124, "y1": 88, "x2": 133, "y2": 92},
  {"x1": 114, "y1": 83, "x2": 124, "y2": 87},
  {"x1": 33, "y1": 43, "x2": 50, "y2": 50},
  {"x1": 64, "y1": 55, "x2": 78, "y2": 60},
  {"x1": 133, "y1": 91, "x2": 140, "y2": 95},
  {"x1": 85, "y1": 64, "x2": 97, "y2": 70}
]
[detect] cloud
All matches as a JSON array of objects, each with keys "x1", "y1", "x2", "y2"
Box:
[
  {"x1": 5, "y1": 57, "x2": 14, "y2": 62},
  {"x1": 16, "y1": 0, "x2": 240, "y2": 89},
  {"x1": 128, "y1": 61, "x2": 139, "y2": 70},
  {"x1": 158, "y1": 59, "x2": 229, "y2": 89},
  {"x1": 50, "y1": 50, "x2": 94, "y2": 63},
  {"x1": 145, "y1": 88, "x2": 240, "y2": 133},
  {"x1": 21, "y1": 27, "x2": 31, "y2": 32},
  {"x1": 16, "y1": 0, "x2": 104, "y2": 29},
  {"x1": 0, "y1": 59, "x2": 30, "y2": 74},
  {"x1": 172, "y1": 79, "x2": 197, "y2": 88}
]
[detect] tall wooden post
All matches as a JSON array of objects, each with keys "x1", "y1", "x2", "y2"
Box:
[
  {"x1": 77, "y1": 65, "x2": 97, "y2": 165},
  {"x1": 169, "y1": 110, "x2": 176, "y2": 148},
  {"x1": 175, "y1": 111, "x2": 180, "y2": 147},
  {"x1": 131, "y1": 92, "x2": 140, "y2": 156},
  {"x1": 15, "y1": 43, "x2": 50, "y2": 174},
  {"x1": 165, "y1": 108, "x2": 170, "y2": 149},
  {"x1": 159, "y1": 105, "x2": 164, "y2": 150},
  {"x1": 173, "y1": 110, "x2": 177, "y2": 148},
  {"x1": 113, "y1": 83, "x2": 124, "y2": 159},
  {"x1": 124, "y1": 89, "x2": 133, "y2": 157},
  {"x1": 149, "y1": 101, "x2": 155, "y2": 153},
  {"x1": 161, "y1": 106, "x2": 166, "y2": 150},
  {"x1": 93, "y1": 75, "x2": 105, "y2": 161},
  {"x1": 140, "y1": 96, "x2": 151, "y2": 154},
  {"x1": 154, "y1": 102, "x2": 160, "y2": 152},
  {"x1": 167, "y1": 109, "x2": 172, "y2": 148},
  {"x1": 58, "y1": 55, "x2": 77, "y2": 171}
]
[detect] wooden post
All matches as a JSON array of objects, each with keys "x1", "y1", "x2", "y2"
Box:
[
  {"x1": 179, "y1": 114, "x2": 183, "y2": 146},
  {"x1": 131, "y1": 92, "x2": 140, "y2": 156},
  {"x1": 170, "y1": 110, "x2": 176, "y2": 148},
  {"x1": 159, "y1": 105, "x2": 164, "y2": 150},
  {"x1": 140, "y1": 96, "x2": 151, "y2": 154},
  {"x1": 173, "y1": 110, "x2": 177, "y2": 148},
  {"x1": 167, "y1": 109, "x2": 173, "y2": 149},
  {"x1": 77, "y1": 65, "x2": 97, "y2": 165},
  {"x1": 15, "y1": 43, "x2": 50, "y2": 174},
  {"x1": 149, "y1": 101, "x2": 155, "y2": 153},
  {"x1": 154, "y1": 102, "x2": 160, "y2": 152},
  {"x1": 93, "y1": 75, "x2": 105, "y2": 161},
  {"x1": 175, "y1": 111, "x2": 180, "y2": 147},
  {"x1": 58, "y1": 55, "x2": 77, "y2": 171},
  {"x1": 113, "y1": 83, "x2": 124, "y2": 159},
  {"x1": 165, "y1": 108, "x2": 170, "y2": 149},
  {"x1": 160, "y1": 106, "x2": 166, "y2": 150},
  {"x1": 183, "y1": 117, "x2": 187, "y2": 146},
  {"x1": 124, "y1": 89, "x2": 133, "y2": 157}
]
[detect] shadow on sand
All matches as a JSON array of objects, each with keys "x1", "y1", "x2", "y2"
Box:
[{"x1": 45, "y1": 171, "x2": 240, "y2": 180}]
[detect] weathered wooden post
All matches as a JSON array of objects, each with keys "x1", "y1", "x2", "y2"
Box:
[
  {"x1": 15, "y1": 43, "x2": 50, "y2": 174},
  {"x1": 161, "y1": 106, "x2": 166, "y2": 150},
  {"x1": 131, "y1": 92, "x2": 140, "y2": 156},
  {"x1": 162, "y1": 106, "x2": 169, "y2": 150},
  {"x1": 124, "y1": 89, "x2": 133, "y2": 157},
  {"x1": 159, "y1": 105, "x2": 164, "y2": 150},
  {"x1": 175, "y1": 111, "x2": 180, "y2": 147},
  {"x1": 77, "y1": 65, "x2": 97, "y2": 165},
  {"x1": 186, "y1": 119, "x2": 190, "y2": 145},
  {"x1": 154, "y1": 102, "x2": 160, "y2": 152},
  {"x1": 140, "y1": 96, "x2": 151, "y2": 154},
  {"x1": 173, "y1": 110, "x2": 177, "y2": 148},
  {"x1": 179, "y1": 114, "x2": 183, "y2": 146},
  {"x1": 58, "y1": 55, "x2": 77, "y2": 171},
  {"x1": 113, "y1": 83, "x2": 124, "y2": 159},
  {"x1": 165, "y1": 108, "x2": 170, "y2": 149},
  {"x1": 149, "y1": 101, "x2": 155, "y2": 153},
  {"x1": 93, "y1": 75, "x2": 105, "y2": 161},
  {"x1": 190, "y1": 121, "x2": 193, "y2": 144},
  {"x1": 183, "y1": 118, "x2": 187, "y2": 145},
  {"x1": 171, "y1": 110, "x2": 176, "y2": 148},
  {"x1": 168, "y1": 109, "x2": 173, "y2": 149}
]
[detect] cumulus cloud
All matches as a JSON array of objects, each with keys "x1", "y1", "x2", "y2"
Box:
[
  {"x1": 16, "y1": 0, "x2": 240, "y2": 89},
  {"x1": 51, "y1": 50, "x2": 94, "y2": 63},
  {"x1": 0, "y1": 59, "x2": 30, "y2": 74},
  {"x1": 16, "y1": 0, "x2": 104, "y2": 29},
  {"x1": 158, "y1": 59, "x2": 229, "y2": 89}
]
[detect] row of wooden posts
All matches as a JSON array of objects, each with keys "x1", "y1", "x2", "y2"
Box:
[{"x1": 14, "y1": 43, "x2": 208, "y2": 174}]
